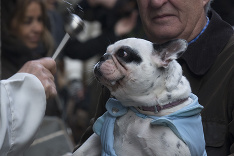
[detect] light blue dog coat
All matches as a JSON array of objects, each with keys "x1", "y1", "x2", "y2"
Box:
[{"x1": 93, "y1": 94, "x2": 207, "y2": 156}]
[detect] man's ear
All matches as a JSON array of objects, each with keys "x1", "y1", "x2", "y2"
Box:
[{"x1": 152, "y1": 39, "x2": 188, "y2": 68}]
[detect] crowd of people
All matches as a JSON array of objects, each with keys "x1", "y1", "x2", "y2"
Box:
[
  {"x1": 1, "y1": 0, "x2": 142, "y2": 154},
  {"x1": 0, "y1": 0, "x2": 234, "y2": 155}
]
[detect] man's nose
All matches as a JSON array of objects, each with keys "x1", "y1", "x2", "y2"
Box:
[{"x1": 150, "y1": 0, "x2": 168, "y2": 8}]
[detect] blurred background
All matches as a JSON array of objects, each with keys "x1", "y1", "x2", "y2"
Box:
[{"x1": 0, "y1": 0, "x2": 233, "y2": 155}]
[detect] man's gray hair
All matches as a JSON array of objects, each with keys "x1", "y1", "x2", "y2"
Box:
[{"x1": 205, "y1": 0, "x2": 214, "y2": 14}]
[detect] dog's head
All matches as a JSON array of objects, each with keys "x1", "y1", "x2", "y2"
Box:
[{"x1": 94, "y1": 38, "x2": 191, "y2": 107}]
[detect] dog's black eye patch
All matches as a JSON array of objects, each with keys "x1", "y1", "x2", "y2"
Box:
[{"x1": 116, "y1": 46, "x2": 142, "y2": 64}]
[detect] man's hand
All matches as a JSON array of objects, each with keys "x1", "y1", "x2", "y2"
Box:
[{"x1": 18, "y1": 57, "x2": 57, "y2": 99}]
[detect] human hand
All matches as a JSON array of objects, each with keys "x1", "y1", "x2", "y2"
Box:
[
  {"x1": 87, "y1": 0, "x2": 117, "y2": 8},
  {"x1": 114, "y1": 10, "x2": 138, "y2": 36},
  {"x1": 18, "y1": 57, "x2": 57, "y2": 99}
]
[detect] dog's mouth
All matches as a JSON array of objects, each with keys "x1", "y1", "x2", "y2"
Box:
[
  {"x1": 109, "y1": 75, "x2": 125, "y2": 86},
  {"x1": 94, "y1": 62, "x2": 125, "y2": 86},
  {"x1": 94, "y1": 57, "x2": 126, "y2": 87},
  {"x1": 94, "y1": 65, "x2": 126, "y2": 87}
]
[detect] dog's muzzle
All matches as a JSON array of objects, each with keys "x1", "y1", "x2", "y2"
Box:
[{"x1": 94, "y1": 53, "x2": 112, "y2": 79}]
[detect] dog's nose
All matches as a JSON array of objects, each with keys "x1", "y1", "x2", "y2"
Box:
[
  {"x1": 99, "y1": 53, "x2": 111, "y2": 62},
  {"x1": 94, "y1": 63, "x2": 102, "y2": 78},
  {"x1": 94, "y1": 53, "x2": 111, "y2": 81}
]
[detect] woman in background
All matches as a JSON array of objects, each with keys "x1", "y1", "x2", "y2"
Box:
[{"x1": 1, "y1": 0, "x2": 54, "y2": 79}]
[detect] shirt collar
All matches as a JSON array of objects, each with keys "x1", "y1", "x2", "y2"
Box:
[
  {"x1": 188, "y1": 17, "x2": 210, "y2": 45},
  {"x1": 179, "y1": 10, "x2": 234, "y2": 76}
]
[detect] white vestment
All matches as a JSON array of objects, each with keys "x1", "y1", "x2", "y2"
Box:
[{"x1": 0, "y1": 73, "x2": 46, "y2": 156}]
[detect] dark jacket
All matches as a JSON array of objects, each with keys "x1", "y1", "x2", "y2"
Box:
[
  {"x1": 178, "y1": 10, "x2": 234, "y2": 155},
  {"x1": 1, "y1": 37, "x2": 47, "y2": 79},
  {"x1": 77, "y1": 10, "x2": 234, "y2": 156}
]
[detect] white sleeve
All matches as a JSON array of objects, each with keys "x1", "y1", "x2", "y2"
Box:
[{"x1": 0, "y1": 73, "x2": 46, "y2": 156}]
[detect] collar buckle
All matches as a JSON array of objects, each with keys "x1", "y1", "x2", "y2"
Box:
[{"x1": 154, "y1": 105, "x2": 159, "y2": 113}]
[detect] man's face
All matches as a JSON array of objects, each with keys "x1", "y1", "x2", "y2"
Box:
[{"x1": 137, "y1": 0, "x2": 209, "y2": 43}]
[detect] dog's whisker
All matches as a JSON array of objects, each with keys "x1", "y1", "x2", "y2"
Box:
[{"x1": 86, "y1": 76, "x2": 97, "y2": 86}]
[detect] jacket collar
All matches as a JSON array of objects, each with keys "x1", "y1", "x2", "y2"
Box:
[{"x1": 179, "y1": 10, "x2": 234, "y2": 76}]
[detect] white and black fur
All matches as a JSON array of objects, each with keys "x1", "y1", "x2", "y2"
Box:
[{"x1": 73, "y1": 38, "x2": 195, "y2": 156}]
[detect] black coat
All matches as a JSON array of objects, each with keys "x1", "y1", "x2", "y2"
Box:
[{"x1": 1, "y1": 35, "x2": 47, "y2": 79}]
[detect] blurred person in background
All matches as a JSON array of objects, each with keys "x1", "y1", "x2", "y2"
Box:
[
  {"x1": 1, "y1": 0, "x2": 68, "y2": 118},
  {"x1": 1, "y1": 0, "x2": 54, "y2": 79},
  {"x1": 63, "y1": 0, "x2": 141, "y2": 60}
]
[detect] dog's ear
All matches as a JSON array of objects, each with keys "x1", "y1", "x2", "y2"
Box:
[{"x1": 152, "y1": 39, "x2": 188, "y2": 68}]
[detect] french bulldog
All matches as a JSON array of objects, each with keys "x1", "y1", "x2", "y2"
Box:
[{"x1": 72, "y1": 38, "x2": 206, "y2": 156}]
